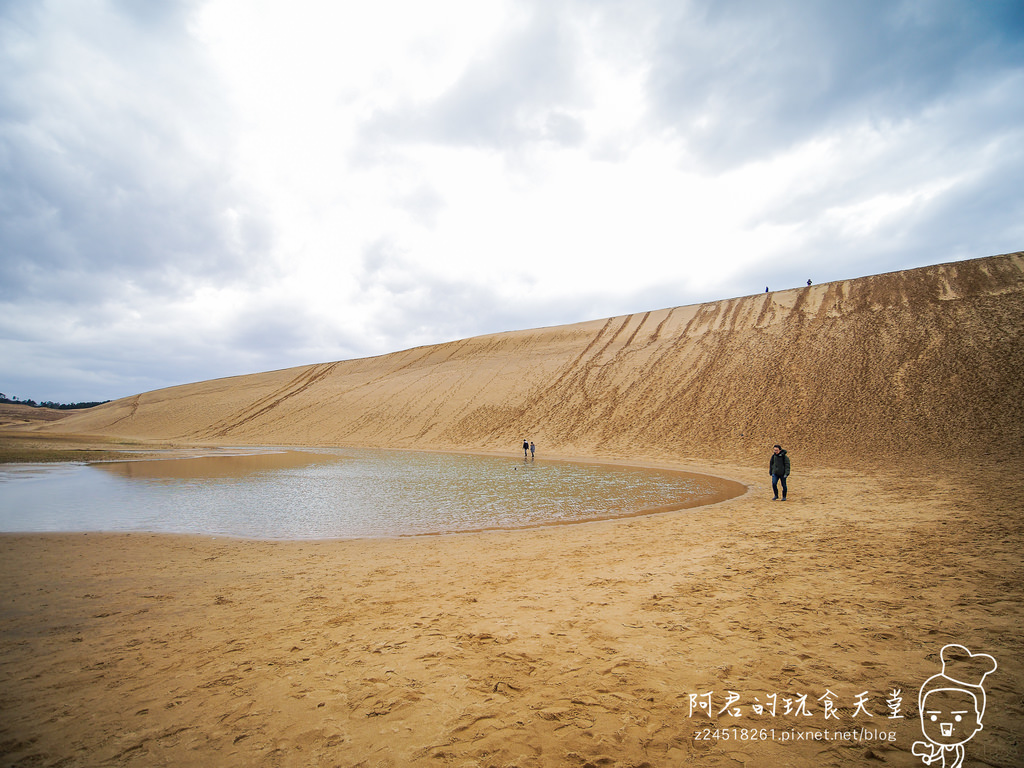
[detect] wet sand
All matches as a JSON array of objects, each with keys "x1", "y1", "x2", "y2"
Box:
[{"x1": 2, "y1": 457, "x2": 1022, "y2": 768}]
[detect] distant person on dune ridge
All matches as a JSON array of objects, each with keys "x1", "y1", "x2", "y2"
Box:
[{"x1": 769, "y1": 444, "x2": 790, "y2": 501}]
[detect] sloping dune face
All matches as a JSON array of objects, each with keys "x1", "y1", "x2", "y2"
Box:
[{"x1": 54, "y1": 252, "x2": 1024, "y2": 464}]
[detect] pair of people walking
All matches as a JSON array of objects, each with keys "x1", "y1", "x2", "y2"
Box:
[{"x1": 522, "y1": 439, "x2": 535, "y2": 459}]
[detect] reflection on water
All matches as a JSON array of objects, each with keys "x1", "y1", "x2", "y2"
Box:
[
  {"x1": 0, "y1": 448, "x2": 735, "y2": 539},
  {"x1": 98, "y1": 450, "x2": 339, "y2": 481}
]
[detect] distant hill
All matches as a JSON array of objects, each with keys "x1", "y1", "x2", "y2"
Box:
[
  {"x1": 41, "y1": 251, "x2": 1024, "y2": 465},
  {"x1": 0, "y1": 403, "x2": 73, "y2": 429}
]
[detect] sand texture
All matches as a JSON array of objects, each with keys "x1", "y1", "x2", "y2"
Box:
[
  {"x1": 37, "y1": 252, "x2": 1024, "y2": 466},
  {"x1": 0, "y1": 404, "x2": 73, "y2": 429},
  {"x1": 2, "y1": 252, "x2": 1023, "y2": 767}
]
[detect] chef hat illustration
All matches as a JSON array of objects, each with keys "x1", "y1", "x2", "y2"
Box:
[{"x1": 919, "y1": 644, "x2": 998, "y2": 718}]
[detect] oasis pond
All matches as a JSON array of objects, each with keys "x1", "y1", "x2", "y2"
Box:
[{"x1": 0, "y1": 448, "x2": 730, "y2": 539}]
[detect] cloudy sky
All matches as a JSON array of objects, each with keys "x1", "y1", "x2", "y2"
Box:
[{"x1": 2, "y1": 0, "x2": 1022, "y2": 403}]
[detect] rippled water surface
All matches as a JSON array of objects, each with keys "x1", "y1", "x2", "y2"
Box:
[{"x1": 0, "y1": 448, "x2": 728, "y2": 539}]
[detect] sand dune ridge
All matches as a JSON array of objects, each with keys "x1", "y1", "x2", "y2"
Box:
[{"x1": 48, "y1": 251, "x2": 1024, "y2": 465}]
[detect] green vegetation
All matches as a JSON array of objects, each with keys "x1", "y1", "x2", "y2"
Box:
[{"x1": 0, "y1": 393, "x2": 109, "y2": 410}]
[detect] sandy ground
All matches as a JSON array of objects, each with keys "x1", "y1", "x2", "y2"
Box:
[
  {"x1": 3, "y1": 253, "x2": 1022, "y2": 767},
  {"x1": 2, "y1": 456, "x2": 1022, "y2": 768},
  {"x1": 37, "y1": 253, "x2": 1024, "y2": 468}
]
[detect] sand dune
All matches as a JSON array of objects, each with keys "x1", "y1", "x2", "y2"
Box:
[
  {"x1": 0, "y1": 402, "x2": 72, "y2": 429},
  {"x1": 3, "y1": 251, "x2": 1023, "y2": 767},
  {"x1": 46, "y1": 252, "x2": 1024, "y2": 465}
]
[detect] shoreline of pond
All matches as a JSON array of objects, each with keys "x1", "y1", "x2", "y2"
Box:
[{"x1": 0, "y1": 445, "x2": 748, "y2": 540}]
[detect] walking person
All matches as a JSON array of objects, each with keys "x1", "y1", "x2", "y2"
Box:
[
  {"x1": 769, "y1": 444, "x2": 790, "y2": 500},
  {"x1": 523, "y1": 439, "x2": 529, "y2": 459},
  {"x1": 529, "y1": 441, "x2": 536, "y2": 459}
]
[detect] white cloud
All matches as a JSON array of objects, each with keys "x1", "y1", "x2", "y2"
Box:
[{"x1": 2, "y1": 0, "x2": 1022, "y2": 402}]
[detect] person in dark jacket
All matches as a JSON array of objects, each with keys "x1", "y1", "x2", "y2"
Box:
[{"x1": 769, "y1": 444, "x2": 790, "y2": 500}]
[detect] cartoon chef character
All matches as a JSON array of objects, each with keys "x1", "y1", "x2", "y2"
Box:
[{"x1": 912, "y1": 644, "x2": 997, "y2": 768}]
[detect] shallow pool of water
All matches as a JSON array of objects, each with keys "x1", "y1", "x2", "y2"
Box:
[{"x1": 0, "y1": 448, "x2": 734, "y2": 539}]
